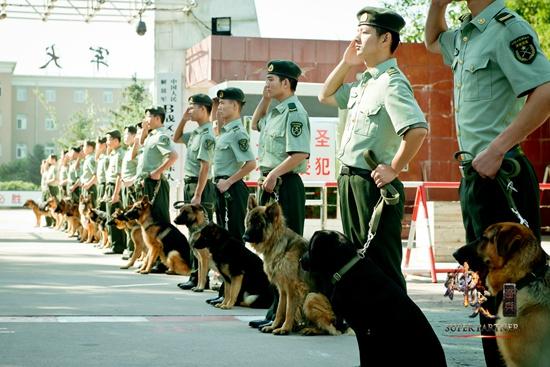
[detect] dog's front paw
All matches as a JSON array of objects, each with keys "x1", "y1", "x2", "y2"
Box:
[
  {"x1": 272, "y1": 327, "x2": 290, "y2": 335},
  {"x1": 191, "y1": 287, "x2": 204, "y2": 292},
  {"x1": 218, "y1": 304, "x2": 233, "y2": 310}
]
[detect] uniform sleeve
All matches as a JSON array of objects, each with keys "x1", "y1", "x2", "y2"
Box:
[
  {"x1": 197, "y1": 134, "x2": 215, "y2": 162},
  {"x1": 116, "y1": 150, "x2": 124, "y2": 175},
  {"x1": 496, "y1": 20, "x2": 550, "y2": 97},
  {"x1": 257, "y1": 116, "x2": 266, "y2": 132},
  {"x1": 385, "y1": 77, "x2": 428, "y2": 136},
  {"x1": 286, "y1": 111, "x2": 311, "y2": 154},
  {"x1": 181, "y1": 132, "x2": 191, "y2": 145},
  {"x1": 89, "y1": 157, "x2": 96, "y2": 173},
  {"x1": 156, "y1": 134, "x2": 174, "y2": 157},
  {"x1": 334, "y1": 83, "x2": 353, "y2": 109},
  {"x1": 229, "y1": 131, "x2": 255, "y2": 163},
  {"x1": 438, "y1": 29, "x2": 458, "y2": 66}
]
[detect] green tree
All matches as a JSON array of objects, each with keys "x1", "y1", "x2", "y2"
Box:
[
  {"x1": 109, "y1": 75, "x2": 152, "y2": 133},
  {"x1": 507, "y1": 0, "x2": 550, "y2": 54},
  {"x1": 56, "y1": 95, "x2": 98, "y2": 149},
  {"x1": 0, "y1": 144, "x2": 44, "y2": 185}
]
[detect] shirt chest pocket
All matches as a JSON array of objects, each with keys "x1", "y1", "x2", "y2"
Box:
[
  {"x1": 463, "y1": 57, "x2": 492, "y2": 102},
  {"x1": 267, "y1": 123, "x2": 286, "y2": 152},
  {"x1": 354, "y1": 104, "x2": 382, "y2": 137},
  {"x1": 215, "y1": 143, "x2": 231, "y2": 157}
]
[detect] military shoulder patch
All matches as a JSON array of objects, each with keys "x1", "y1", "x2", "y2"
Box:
[
  {"x1": 159, "y1": 135, "x2": 170, "y2": 145},
  {"x1": 290, "y1": 121, "x2": 303, "y2": 137},
  {"x1": 288, "y1": 102, "x2": 297, "y2": 112},
  {"x1": 510, "y1": 34, "x2": 537, "y2": 64},
  {"x1": 496, "y1": 12, "x2": 515, "y2": 25},
  {"x1": 203, "y1": 138, "x2": 215, "y2": 151},
  {"x1": 238, "y1": 138, "x2": 249, "y2": 152}
]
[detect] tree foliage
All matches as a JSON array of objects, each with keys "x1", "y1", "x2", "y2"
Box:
[
  {"x1": 56, "y1": 95, "x2": 98, "y2": 149},
  {"x1": 507, "y1": 0, "x2": 550, "y2": 54},
  {"x1": 109, "y1": 75, "x2": 152, "y2": 133},
  {"x1": 0, "y1": 144, "x2": 44, "y2": 185}
]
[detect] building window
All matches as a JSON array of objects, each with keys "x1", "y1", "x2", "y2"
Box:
[
  {"x1": 16, "y1": 87, "x2": 27, "y2": 102},
  {"x1": 16, "y1": 144, "x2": 27, "y2": 159},
  {"x1": 45, "y1": 89, "x2": 56, "y2": 103},
  {"x1": 45, "y1": 117, "x2": 56, "y2": 130},
  {"x1": 16, "y1": 114, "x2": 27, "y2": 130},
  {"x1": 103, "y1": 90, "x2": 113, "y2": 104},
  {"x1": 74, "y1": 90, "x2": 85, "y2": 103},
  {"x1": 44, "y1": 144, "x2": 55, "y2": 157}
]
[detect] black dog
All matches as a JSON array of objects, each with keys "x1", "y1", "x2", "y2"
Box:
[
  {"x1": 194, "y1": 222, "x2": 273, "y2": 309},
  {"x1": 301, "y1": 230, "x2": 447, "y2": 367}
]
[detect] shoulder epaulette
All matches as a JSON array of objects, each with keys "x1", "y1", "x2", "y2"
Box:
[
  {"x1": 288, "y1": 102, "x2": 297, "y2": 112},
  {"x1": 459, "y1": 13, "x2": 470, "y2": 23},
  {"x1": 387, "y1": 67, "x2": 399, "y2": 76},
  {"x1": 495, "y1": 12, "x2": 515, "y2": 25},
  {"x1": 231, "y1": 126, "x2": 240, "y2": 132}
]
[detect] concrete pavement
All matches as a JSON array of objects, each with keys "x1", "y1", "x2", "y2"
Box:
[{"x1": 0, "y1": 208, "x2": 491, "y2": 367}]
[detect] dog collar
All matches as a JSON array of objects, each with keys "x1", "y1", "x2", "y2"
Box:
[
  {"x1": 515, "y1": 263, "x2": 549, "y2": 291},
  {"x1": 331, "y1": 253, "x2": 364, "y2": 285}
]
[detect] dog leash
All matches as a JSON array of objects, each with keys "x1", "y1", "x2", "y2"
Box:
[
  {"x1": 149, "y1": 178, "x2": 162, "y2": 206},
  {"x1": 454, "y1": 151, "x2": 528, "y2": 227},
  {"x1": 332, "y1": 150, "x2": 400, "y2": 284}
]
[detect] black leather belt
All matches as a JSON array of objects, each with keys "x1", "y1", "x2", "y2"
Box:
[
  {"x1": 260, "y1": 170, "x2": 297, "y2": 178},
  {"x1": 214, "y1": 176, "x2": 229, "y2": 180},
  {"x1": 184, "y1": 176, "x2": 198, "y2": 184},
  {"x1": 339, "y1": 165, "x2": 372, "y2": 177}
]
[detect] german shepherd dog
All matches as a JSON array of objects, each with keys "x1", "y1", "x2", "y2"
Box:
[
  {"x1": 301, "y1": 230, "x2": 447, "y2": 367},
  {"x1": 78, "y1": 195, "x2": 99, "y2": 243},
  {"x1": 89, "y1": 208, "x2": 110, "y2": 249},
  {"x1": 454, "y1": 222, "x2": 550, "y2": 367},
  {"x1": 56, "y1": 198, "x2": 82, "y2": 237},
  {"x1": 244, "y1": 198, "x2": 340, "y2": 336},
  {"x1": 107, "y1": 208, "x2": 146, "y2": 269},
  {"x1": 23, "y1": 199, "x2": 50, "y2": 227},
  {"x1": 124, "y1": 196, "x2": 192, "y2": 275},
  {"x1": 193, "y1": 222, "x2": 273, "y2": 309},
  {"x1": 173, "y1": 204, "x2": 212, "y2": 292}
]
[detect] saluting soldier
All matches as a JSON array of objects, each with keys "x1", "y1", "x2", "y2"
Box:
[
  {"x1": 95, "y1": 137, "x2": 109, "y2": 210},
  {"x1": 120, "y1": 125, "x2": 139, "y2": 208},
  {"x1": 214, "y1": 87, "x2": 256, "y2": 239},
  {"x1": 173, "y1": 94, "x2": 216, "y2": 290},
  {"x1": 57, "y1": 150, "x2": 69, "y2": 198},
  {"x1": 45, "y1": 154, "x2": 59, "y2": 200},
  {"x1": 67, "y1": 146, "x2": 83, "y2": 203},
  {"x1": 104, "y1": 130, "x2": 126, "y2": 255},
  {"x1": 249, "y1": 60, "x2": 311, "y2": 329},
  {"x1": 425, "y1": 0, "x2": 550, "y2": 365},
  {"x1": 80, "y1": 141, "x2": 97, "y2": 207},
  {"x1": 319, "y1": 7, "x2": 428, "y2": 292}
]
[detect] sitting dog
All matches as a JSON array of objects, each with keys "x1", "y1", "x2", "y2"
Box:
[
  {"x1": 78, "y1": 195, "x2": 99, "y2": 243},
  {"x1": 454, "y1": 222, "x2": 550, "y2": 367},
  {"x1": 89, "y1": 208, "x2": 110, "y2": 249},
  {"x1": 107, "y1": 208, "x2": 146, "y2": 269},
  {"x1": 301, "y1": 230, "x2": 447, "y2": 367},
  {"x1": 244, "y1": 198, "x2": 340, "y2": 336},
  {"x1": 23, "y1": 199, "x2": 50, "y2": 227},
  {"x1": 55, "y1": 198, "x2": 82, "y2": 237},
  {"x1": 193, "y1": 222, "x2": 273, "y2": 309},
  {"x1": 173, "y1": 204, "x2": 212, "y2": 292},
  {"x1": 124, "y1": 196, "x2": 191, "y2": 275}
]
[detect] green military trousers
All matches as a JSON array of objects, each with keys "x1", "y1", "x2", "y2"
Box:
[
  {"x1": 215, "y1": 179, "x2": 249, "y2": 240},
  {"x1": 42, "y1": 189, "x2": 55, "y2": 227},
  {"x1": 96, "y1": 182, "x2": 106, "y2": 210},
  {"x1": 121, "y1": 184, "x2": 137, "y2": 252},
  {"x1": 338, "y1": 173, "x2": 406, "y2": 291},
  {"x1": 143, "y1": 177, "x2": 170, "y2": 224},
  {"x1": 105, "y1": 183, "x2": 126, "y2": 253},
  {"x1": 258, "y1": 172, "x2": 305, "y2": 236},
  {"x1": 183, "y1": 179, "x2": 216, "y2": 221}
]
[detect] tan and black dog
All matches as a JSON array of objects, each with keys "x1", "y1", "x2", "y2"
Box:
[
  {"x1": 124, "y1": 196, "x2": 191, "y2": 275},
  {"x1": 55, "y1": 198, "x2": 82, "y2": 237},
  {"x1": 23, "y1": 199, "x2": 50, "y2": 227},
  {"x1": 454, "y1": 222, "x2": 550, "y2": 367},
  {"x1": 173, "y1": 204, "x2": 212, "y2": 292},
  {"x1": 78, "y1": 195, "x2": 99, "y2": 243},
  {"x1": 193, "y1": 222, "x2": 273, "y2": 309},
  {"x1": 107, "y1": 208, "x2": 146, "y2": 269},
  {"x1": 88, "y1": 208, "x2": 110, "y2": 249},
  {"x1": 244, "y1": 197, "x2": 340, "y2": 336}
]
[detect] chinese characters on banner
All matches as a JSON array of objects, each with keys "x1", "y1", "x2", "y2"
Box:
[
  {"x1": 248, "y1": 117, "x2": 338, "y2": 183},
  {"x1": 0, "y1": 191, "x2": 41, "y2": 208},
  {"x1": 156, "y1": 73, "x2": 182, "y2": 182}
]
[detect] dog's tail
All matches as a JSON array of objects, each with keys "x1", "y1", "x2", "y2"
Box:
[{"x1": 167, "y1": 250, "x2": 191, "y2": 275}]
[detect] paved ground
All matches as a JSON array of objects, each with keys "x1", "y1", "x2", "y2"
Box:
[{"x1": 5, "y1": 208, "x2": 542, "y2": 367}]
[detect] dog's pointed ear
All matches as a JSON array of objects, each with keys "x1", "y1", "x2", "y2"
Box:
[
  {"x1": 265, "y1": 201, "x2": 282, "y2": 221},
  {"x1": 495, "y1": 223, "x2": 530, "y2": 261},
  {"x1": 142, "y1": 195, "x2": 150, "y2": 204},
  {"x1": 248, "y1": 194, "x2": 258, "y2": 210}
]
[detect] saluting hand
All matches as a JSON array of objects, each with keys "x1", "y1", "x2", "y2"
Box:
[
  {"x1": 371, "y1": 164, "x2": 397, "y2": 188},
  {"x1": 343, "y1": 40, "x2": 364, "y2": 66},
  {"x1": 472, "y1": 147, "x2": 503, "y2": 179}
]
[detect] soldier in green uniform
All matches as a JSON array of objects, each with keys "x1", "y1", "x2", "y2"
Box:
[
  {"x1": 104, "y1": 130, "x2": 126, "y2": 255},
  {"x1": 80, "y1": 141, "x2": 97, "y2": 207},
  {"x1": 251, "y1": 60, "x2": 311, "y2": 236},
  {"x1": 214, "y1": 87, "x2": 256, "y2": 238},
  {"x1": 40, "y1": 159, "x2": 55, "y2": 227},
  {"x1": 319, "y1": 7, "x2": 428, "y2": 292},
  {"x1": 58, "y1": 150, "x2": 69, "y2": 199},
  {"x1": 67, "y1": 146, "x2": 83, "y2": 203},
  {"x1": 173, "y1": 94, "x2": 216, "y2": 289},
  {"x1": 95, "y1": 137, "x2": 109, "y2": 211},
  {"x1": 45, "y1": 154, "x2": 59, "y2": 200},
  {"x1": 249, "y1": 60, "x2": 311, "y2": 329},
  {"x1": 426, "y1": 1, "x2": 550, "y2": 365}
]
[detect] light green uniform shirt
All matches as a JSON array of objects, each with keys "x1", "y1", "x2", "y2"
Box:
[
  {"x1": 258, "y1": 95, "x2": 310, "y2": 173},
  {"x1": 46, "y1": 164, "x2": 58, "y2": 186},
  {"x1": 58, "y1": 164, "x2": 68, "y2": 185},
  {"x1": 96, "y1": 154, "x2": 108, "y2": 184},
  {"x1": 335, "y1": 58, "x2": 427, "y2": 168},
  {"x1": 68, "y1": 160, "x2": 81, "y2": 186},
  {"x1": 438, "y1": 0, "x2": 550, "y2": 156},
  {"x1": 121, "y1": 147, "x2": 138, "y2": 182},
  {"x1": 106, "y1": 147, "x2": 125, "y2": 184},
  {"x1": 182, "y1": 122, "x2": 215, "y2": 178},
  {"x1": 139, "y1": 127, "x2": 174, "y2": 177},
  {"x1": 213, "y1": 118, "x2": 255, "y2": 177},
  {"x1": 80, "y1": 154, "x2": 96, "y2": 184}
]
